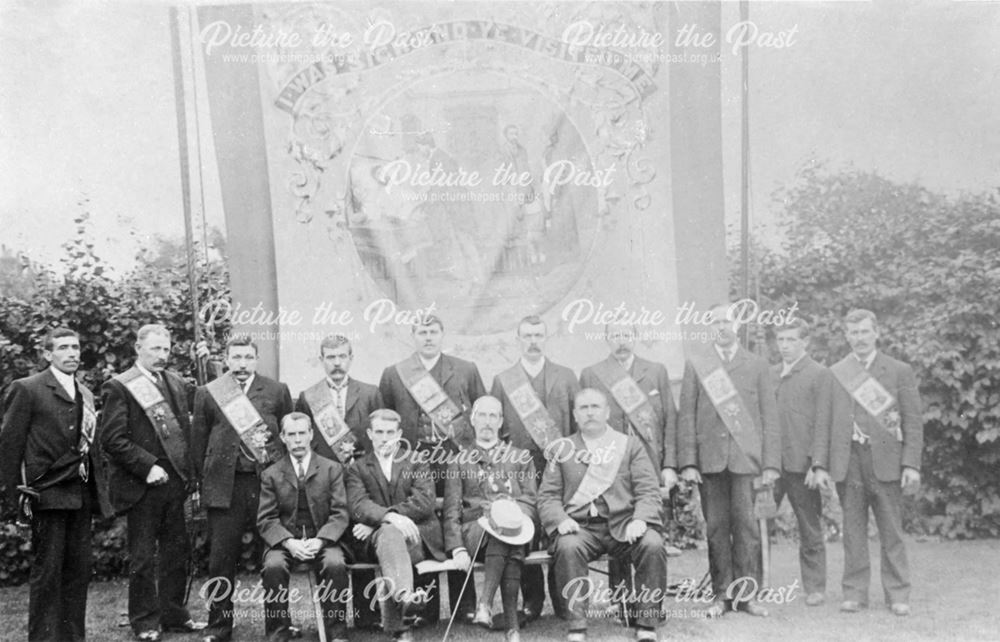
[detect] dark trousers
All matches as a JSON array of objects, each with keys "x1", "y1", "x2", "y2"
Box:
[
  {"x1": 126, "y1": 478, "x2": 191, "y2": 633},
  {"x1": 261, "y1": 545, "x2": 348, "y2": 641},
  {"x1": 28, "y1": 492, "x2": 92, "y2": 642},
  {"x1": 205, "y1": 472, "x2": 261, "y2": 638},
  {"x1": 699, "y1": 470, "x2": 759, "y2": 598},
  {"x1": 774, "y1": 471, "x2": 826, "y2": 594},
  {"x1": 551, "y1": 522, "x2": 667, "y2": 630},
  {"x1": 353, "y1": 525, "x2": 425, "y2": 634},
  {"x1": 521, "y1": 447, "x2": 561, "y2": 618},
  {"x1": 836, "y1": 443, "x2": 910, "y2": 605}
]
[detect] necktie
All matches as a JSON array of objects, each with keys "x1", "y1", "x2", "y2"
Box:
[{"x1": 296, "y1": 459, "x2": 306, "y2": 482}]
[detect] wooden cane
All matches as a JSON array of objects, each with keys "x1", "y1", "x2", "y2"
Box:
[{"x1": 443, "y1": 528, "x2": 487, "y2": 642}]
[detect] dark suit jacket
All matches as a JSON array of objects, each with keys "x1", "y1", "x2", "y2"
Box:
[
  {"x1": 770, "y1": 356, "x2": 835, "y2": 474},
  {"x1": 295, "y1": 377, "x2": 383, "y2": 459},
  {"x1": 822, "y1": 352, "x2": 923, "y2": 482},
  {"x1": 0, "y1": 368, "x2": 109, "y2": 515},
  {"x1": 98, "y1": 368, "x2": 195, "y2": 515},
  {"x1": 257, "y1": 452, "x2": 349, "y2": 547},
  {"x1": 490, "y1": 359, "x2": 579, "y2": 455},
  {"x1": 346, "y1": 449, "x2": 445, "y2": 560},
  {"x1": 677, "y1": 347, "x2": 780, "y2": 475},
  {"x1": 442, "y1": 443, "x2": 538, "y2": 552},
  {"x1": 538, "y1": 431, "x2": 661, "y2": 543},
  {"x1": 191, "y1": 373, "x2": 293, "y2": 509},
  {"x1": 379, "y1": 354, "x2": 486, "y2": 447},
  {"x1": 580, "y1": 355, "x2": 678, "y2": 471}
]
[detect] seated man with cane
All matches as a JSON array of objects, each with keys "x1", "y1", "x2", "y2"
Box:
[
  {"x1": 443, "y1": 395, "x2": 537, "y2": 642},
  {"x1": 539, "y1": 388, "x2": 667, "y2": 642},
  {"x1": 257, "y1": 412, "x2": 351, "y2": 642}
]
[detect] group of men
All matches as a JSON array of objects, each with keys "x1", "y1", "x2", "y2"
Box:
[{"x1": 0, "y1": 303, "x2": 924, "y2": 642}]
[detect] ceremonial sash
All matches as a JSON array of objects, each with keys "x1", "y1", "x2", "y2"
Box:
[
  {"x1": 115, "y1": 367, "x2": 191, "y2": 481},
  {"x1": 590, "y1": 359, "x2": 657, "y2": 445},
  {"x1": 302, "y1": 380, "x2": 357, "y2": 464},
  {"x1": 688, "y1": 346, "x2": 761, "y2": 471},
  {"x1": 205, "y1": 375, "x2": 283, "y2": 465},
  {"x1": 566, "y1": 430, "x2": 628, "y2": 513},
  {"x1": 830, "y1": 356, "x2": 902, "y2": 441},
  {"x1": 394, "y1": 354, "x2": 469, "y2": 442},
  {"x1": 496, "y1": 364, "x2": 560, "y2": 453},
  {"x1": 77, "y1": 384, "x2": 97, "y2": 482}
]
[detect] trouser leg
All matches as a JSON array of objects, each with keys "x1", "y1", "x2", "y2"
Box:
[
  {"x1": 838, "y1": 445, "x2": 871, "y2": 604},
  {"x1": 783, "y1": 471, "x2": 827, "y2": 594},
  {"x1": 551, "y1": 526, "x2": 604, "y2": 631},
  {"x1": 700, "y1": 471, "x2": 734, "y2": 598}
]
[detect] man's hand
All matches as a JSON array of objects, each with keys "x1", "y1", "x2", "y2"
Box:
[
  {"x1": 624, "y1": 520, "x2": 647, "y2": 544},
  {"x1": 302, "y1": 538, "x2": 324, "y2": 557},
  {"x1": 901, "y1": 467, "x2": 921, "y2": 494},
  {"x1": 284, "y1": 538, "x2": 315, "y2": 561},
  {"x1": 145, "y1": 464, "x2": 169, "y2": 486},
  {"x1": 191, "y1": 340, "x2": 211, "y2": 361},
  {"x1": 680, "y1": 466, "x2": 702, "y2": 485},
  {"x1": 661, "y1": 468, "x2": 678, "y2": 493},
  {"x1": 761, "y1": 468, "x2": 781, "y2": 487},
  {"x1": 806, "y1": 468, "x2": 832, "y2": 491},
  {"x1": 452, "y1": 549, "x2": 471, "y2": 570},
  {"x1": 353, "y1": 523, "x2": 374, "y2": 542},
  {"x1": 557, "y1": 518, "x2": 580, "y2": 535},
  {"x1": 384, "y1": 512, "x2": 420, "y2": 544}
]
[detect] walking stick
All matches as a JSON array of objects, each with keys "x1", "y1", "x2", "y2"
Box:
[
  {"x1": 443, "y1": 528, "x2": 488, "y2": 642},
  {"x1": 753, "y1": 477, "x2": 778, "y2": 588}
]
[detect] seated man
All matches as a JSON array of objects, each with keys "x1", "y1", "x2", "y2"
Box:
[
  {"x1": 345, "y1": 409, "x2": 444, "y2": 642},
  {"x1": 444, "y1": 396, "x2": 537, "y2": 642},
  {"x1": 539, "y1": 389, "x2": 667, "y2": 642},
  {"x1": 257, "y1": 413, "x2": 350, "y2": 642}
]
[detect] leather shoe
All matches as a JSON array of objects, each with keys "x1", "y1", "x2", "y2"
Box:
[
  {"x1": 164, "y1": 620, "x2": 207, "y2": 633},
  {"x1": 737, "y1": 601, "x2": 769, "y2": 617},
  {"x1": 393, "y1": 632, "x2": 414, "y2": 642},
  {"x1": 473, "y1": 604, "x2": 493, "y2": 629},
  {"x1": 704, "y1": 600, "x2": 727, "y2": 618},
  {"x1": 890, "y1": 603, "x2": 910, "y2": 616},
  {"x1": 840, "y1": 600, "x2": 867, "y2": 612},
  {"x1": 136, "y1": 632, "x2": 160, "y2": 642},
  {"x1": 506, "y1": 631, "x2": 521, "y2": 642},
  {"x1": 519, "y1": 607, "x2": 540, "y2": 623},
  {"x1": 805, "y1": 592, "x2": 825, "y2": 606}
]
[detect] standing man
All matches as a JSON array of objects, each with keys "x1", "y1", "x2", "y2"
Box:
[
  {"x1": 443, "y1": 395, "x2": 537, "y2": 641},
  {"x1": 296, "y1": 334, "x2": 383, "y2": 464},
  {"x1": 192, "y1": 335, "x2": 292, "y2": 642},
  {"x1": 770, "y1": 318, "x2": 834, "y2": 606},
  {"x1": 539, "y1": 388, "x2": 667, "y2": 642},
  {"x1": 811, "y1": 309, "x2": 923, "y2": 616},
  {"x1": 379, "y1": 314, "x2": 487, "y2": 623},
  {"x1": 677, "y1": 303, "x2": 780, "y2": 617},
  {"x1": 99, "y1": 324, "x2": 205, "y2": 641},
  {"x1": 345, "y1": 409, "x2": 444, "y2": 642},
  {"x1": 0, "y1": 327, "x2": 109, "y2": 641},
  {"x1": 490, "y1": 314, "x2": 578, "y2": 620},
  {"x1": 258, "y1": 412, "x2": 351, "y2": 642}
]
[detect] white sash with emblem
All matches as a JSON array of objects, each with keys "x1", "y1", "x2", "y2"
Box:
[
  {"x1": 394, "y1": 354, "x2": 470, "y2": 443},
  {"x1": 115, "y1": 366, "x2": 191, "y2": 481},
  {"x1": 831, "y1": 355, "x2": 902, "y2": 441},
  {"x1": 302, "y1": 380, "x2": 357, "y2": 463},
  {"x1": 495, "y1": 364, "x2": 561, "y2": 453},
  {"x1": 565, "y1": 430, "x2": 628, "y2": 513},
  {"x1": 688, "y1": 345, "x2": 761, "y2": 471},
  {"x1": 77, "y1": 384, "x2": 97, "y2": 481},
  {"x1": 590, "y1": 359, "x2": 657, "y2": 446},
  {"x1": 205, "y1": 375, "x2": 282, "y2": 465}
]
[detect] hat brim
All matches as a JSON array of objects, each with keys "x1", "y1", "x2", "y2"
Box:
[{"x1": 477, "y1": 512, "x2": 535, "y2": 546}]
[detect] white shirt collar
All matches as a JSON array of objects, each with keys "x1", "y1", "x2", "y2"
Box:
[
  {"x1": 615, "y1": 354, "x2": 635, "y2": 372},
  {"x1": 327, "y1": 374, "x2": 350, "y2": 390},
  {"x1": 419, "y1": 353, "x2": 441, "y2": 372},
  {"x1": 715, "y1": 343, "x2": 738, "y2": 362},
  {"x1": 238, "y1": 373, "x2": 255, "y2": 391},
  {"x1": 520, "y1": 356, "x2": 546, "y2": 378},
  {"x1": 50, "y1": 366, "x2": 77, "y2": 398},
  {"x1": 375, "y1": 448, "x2": 394, "y2": 480},
  {"x1": 780, "y1": 353, "x2": 807, "y2": 377},
  {"x1": 293, "y1": 451, "x2": 312, "y2": 474},
  {"x1": 854, "y1": 350, "x2": 878, "y2": 369},
  {"x1": 135, "y1": 362, "x2": 161, "y2": 383}
]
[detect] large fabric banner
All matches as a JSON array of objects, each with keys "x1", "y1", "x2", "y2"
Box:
[{"x1": 199, "y1": 1, "x2": 727, "y2": 390}]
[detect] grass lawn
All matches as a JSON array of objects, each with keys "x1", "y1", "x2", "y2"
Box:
[{"x1": 1, "y1": 538, "x2": 997, "y2": 641}]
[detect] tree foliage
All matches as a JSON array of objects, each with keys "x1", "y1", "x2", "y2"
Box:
[{"x1": 744, "y1": 166, "x2": 1000, "y2": 538}]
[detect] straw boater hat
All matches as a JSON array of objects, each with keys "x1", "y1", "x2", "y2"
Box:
[{"x1": 477, "y1": 497, "x2": 534, "y2": 546}]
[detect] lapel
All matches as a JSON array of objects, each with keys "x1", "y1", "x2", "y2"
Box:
[
  {"x1": 566, "y1": 432, "x2": 587, "y2": 493},
  {"x1": 727, "y1": 346, "x2": 749, "y2": 374},
  {"x1": 388, "y1": 455, "x2": 406, "y2": 498},
  {"x1": 344, "y1": 379, "x2": 359, "y2": 415},
  {"x1": 869, "y1": 352, "x2": 888, "y2": 386},
  {"x1": 281, "y1": 455, "x2": 299, "y2": 489},
  {"x1": 43, "y1": 368, "x2": 77, "y2": 405},
  {"x1": 631, "y1": 356, "x2": 649, "y2": 386},
  {"x1": 247, "y1": 375, "x2": 266, "y2": 402},
  {"x1": 543, "y1": 359, "x2": 560, "y2": 401},
  {"x1": 437, "y1": 354, "x2": 454, "y2": 388},
  {"x1": 365, "y1": 453, "x2": 391, "y2": 504}
]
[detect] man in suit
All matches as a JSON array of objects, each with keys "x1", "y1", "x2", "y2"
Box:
[
  {"x1": 191, "y1": 335, "x2": 292, "y2": 642},
  {"x1": 378, "y1": 314, "x2": 486, "y2": 621},
  {"x1": 0, "y1": 327, "x2": 109, "y2": 641},
  {"x1": 296, "y1": 334, "x2": 383, "y2": 463},
  {"x1": 539, "y1": 388, "x2": 667, "y2": 642},
  {"x1": 770, "y1": 318, "x2": 834, "y2": 606},
  {"x1": 677, "y1": 303, "x2": 780, "y2": 618},
  {"x1": 490, "y1": 314, "x2": 578, "y2": 620},
  {"x1": 296, "y1": 333, "x2": 383, "y2": 629},
  {"x1": 811, "y1": 309, "x2": 923, "y2": 616},
  {"x1": 258, "y1": 412, "x2": 350, "y2": 642},
  {"x1": 99, "y1": 324, "x2": 205, "y2": 641},
  {"x1": 443, "y1": 395, "x2": 537, "y2": 641},
  {"x1": 345, "y1": 409, "x2": 444, "y2": 642}
]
